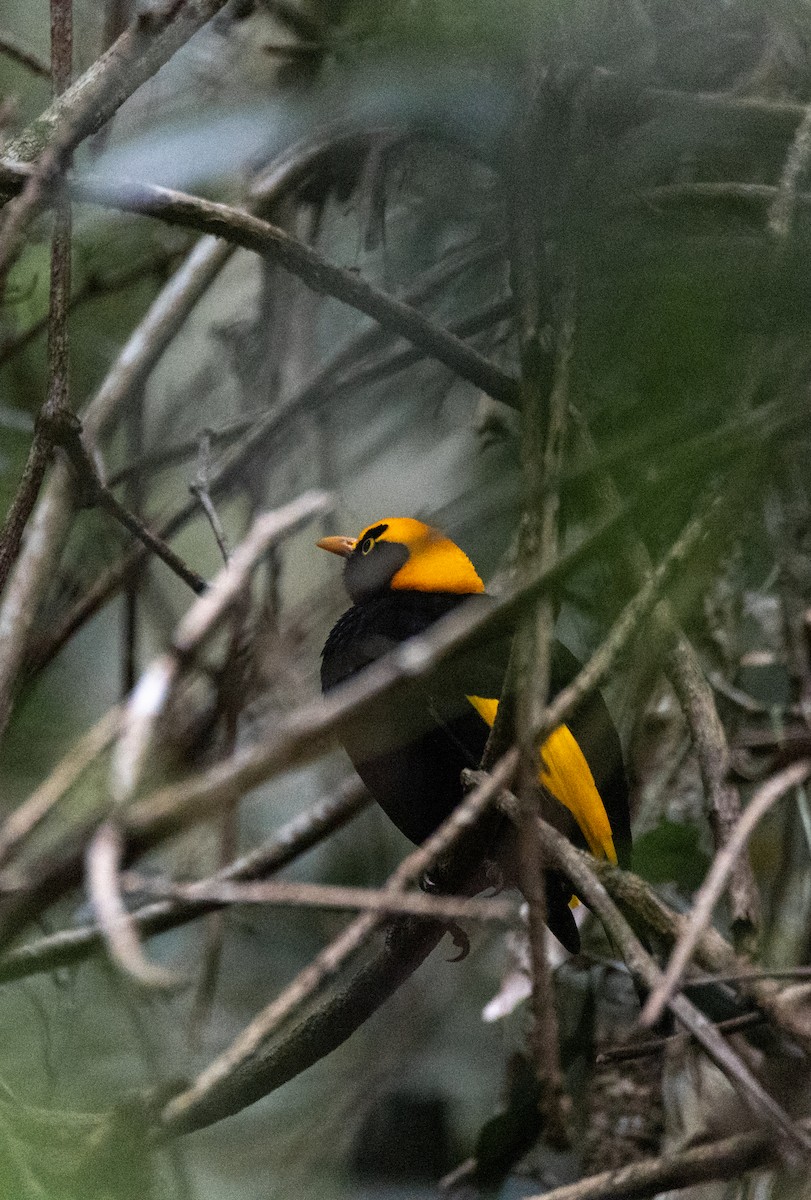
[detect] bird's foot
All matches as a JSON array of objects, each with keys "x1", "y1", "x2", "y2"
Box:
[{"x1": 445, "y1": 922, "x2": 470, "y2": 962}]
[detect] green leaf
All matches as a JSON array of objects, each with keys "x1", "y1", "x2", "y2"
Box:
[{"x1": 631, "y1": 820, "x2": 710, "y2": 892}]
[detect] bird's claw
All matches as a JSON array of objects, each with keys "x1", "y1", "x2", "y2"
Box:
[{"x1": 445, "y1": 922, "x2": 470, "y2": 962}]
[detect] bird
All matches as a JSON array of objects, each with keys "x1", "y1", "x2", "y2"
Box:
[{"x1": 318, "y1": 517, "x2": 631, "y2": 952}]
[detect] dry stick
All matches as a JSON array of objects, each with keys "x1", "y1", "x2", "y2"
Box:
[
  {"x1": 668, "y1": 636, "x2": 761, "y2": 937},
  {"x1": 0, "y1": 778, "x2": 371, "y2": 985},
  {"x1": 53, "y1": 412, "x2": 207, "y2": 593},
  {"x1": 0, "y1": 706, "x2": 120, "y2": 868},
  {"x1": 640, "y1": 180, "x2": 811, "y2": 211},
  {"x1": 126, "y1": 875, "x2": 521, "y2": 925},
  {"x1": 596, "y1": 1011, "x2": 764, "y2": 1066},
  {"x1": 159, "y1": 751, "x2": 520, "y2": 1136},
  {"x1": 641, "y1": 758, "x2": 811, "y2": 1030},
  {"x1": 521, "y1": 1121, "x2": 811, "y2": 1200},
  {"x1": 188, "y1": 492, "x2": 237, "y2": 1039},
  {"x1": 86, "y1": 820, "x2": 181, "y2": 990},
  {"x1": 3, "y1": 0, "x2": 230, "y2": 165},
  {"x1": 88, "y1": 493, "x2": 329, "y2": 990},
  {"x1": 503, "y1": 800, "x2": 811, "y2": 1161}
]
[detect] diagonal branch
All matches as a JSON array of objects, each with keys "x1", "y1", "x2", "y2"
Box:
[
  {"x1": 0, "y1": 779, "x2": 370, "y2": 986},
  {"x1": 640, "y1": 758, "x2": 811, "y2": 1029}
]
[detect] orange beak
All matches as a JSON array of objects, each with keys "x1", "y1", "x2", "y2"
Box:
[{"x1": 316, "y1": 535, "x2": 356, "y2": 558}]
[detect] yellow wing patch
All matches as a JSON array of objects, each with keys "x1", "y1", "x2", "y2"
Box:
[{"x1": 466, "y1": 695, "x2": 618, "y2": 865}]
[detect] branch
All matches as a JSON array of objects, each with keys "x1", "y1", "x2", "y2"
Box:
[
  {"x1": 521, "y1": 1120, "x2": 810, "y2": 1200},
  {"x1": 0, "y1": 0, "x2": 73, "y2": 596},
  {"x1": 0, "y1": 779, "x2": 370, "y2": 985},
  {"x1": 4, "y1": 0, "x2": 230, "y2": 165},
  {"x1": 126, "y1": 874, "x2": 521, "y2": 925},
  {"x1": 640, "y1": 759, "x2": 811, "y2": 1028},
  {"x1": 52, "y1": 411, "x2": 208, "y2": 594},
  {"x1": 0, "y1": 705, "x2": 120, "y2": 868},
  {"x1": 86, "y1": 819, "x2": 182, "y2": 990}
]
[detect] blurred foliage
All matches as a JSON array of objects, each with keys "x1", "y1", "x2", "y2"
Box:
[{"x1": 1, "y1": 0, "x2": 811, "y2": 1197}]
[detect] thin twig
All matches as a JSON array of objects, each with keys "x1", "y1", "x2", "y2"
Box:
[
  {"x1": 520, "y1": 1120, "x2": 811, "y2": 1200},
  {"x1": 0, "y1": 706, "x2": 120, "y2": 868},
  {"x1": 512, "y1": 258, "x2": 577, "y2": 1144},
  {"x1": 52, "y1": 411, "x2": 208, "y2": 593},
  {"x1": 0, "y1": 779, "x2": 370, "y2": 985},
  {"x1": 641, "y1": 758, "x2": 811, "y2": 1029},
  {"x1": 126, "y1": 874, "x2": 521, "y2": 925},
  {"x1": 668, "y1": 636, "x2": 761, "y2": 938},
  {"x1": 190, "y1": 431, "x2": 230, "y2": 563},
  {"x1": 86, "y1": 820, "x2": 183, "y2": 990},
  {"x1": 0, "y1": 28, "x2": 50, "y2": 77},
  {"x1": 595, "y1": 1012, "x2": 764, "y2": 1065},
  {"x1": 0, "y1": 0, "x2": 74, "y2": 596}
]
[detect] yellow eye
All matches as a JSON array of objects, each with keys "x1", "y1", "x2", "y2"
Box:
[{"x1": 361, "y1": 537, "x2": 375, "y2": 555}]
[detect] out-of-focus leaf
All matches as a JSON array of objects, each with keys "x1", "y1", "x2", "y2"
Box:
[{"x1": 632, "y1": 820, "x2": 710, "y2": 892}]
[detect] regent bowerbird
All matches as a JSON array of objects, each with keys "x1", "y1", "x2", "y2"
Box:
[{"x1": 318, "y1": 517, "x2": 631, "y2": 952}]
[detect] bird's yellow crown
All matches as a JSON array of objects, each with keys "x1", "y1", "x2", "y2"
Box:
[{"x1": 318, "y1": 517, "x2": 485, "y2": 595}]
